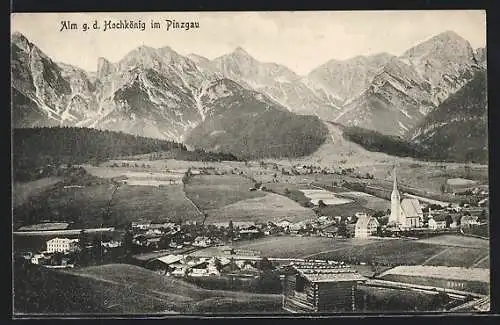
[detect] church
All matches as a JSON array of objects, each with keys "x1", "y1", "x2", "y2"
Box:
[{"x1": 388, "y1": 167, "x2": 423, "y2": 229}]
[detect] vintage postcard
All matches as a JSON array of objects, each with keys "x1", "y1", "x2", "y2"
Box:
[{"x1": 11, "y1": 11, "x2": 489, "y2": 316}]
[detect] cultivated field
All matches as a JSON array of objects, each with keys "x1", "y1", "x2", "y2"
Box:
[
  {"x1": 14, "y1": 183, "x2": 203, "y2": 228},
  {"x1": 312, "y1": 240, "x2": 445, "y2": 266},
  {"x1": 415, "y1": 235, "x2": 489, "y2": 249},
  {"x1": 264, "y1": 179, "x2": 388, "y2": 215},
  {"x1": 228, "y1": 236, "x2": 379, "y2": 259},
  {"x1": 17, "y1": 222, "x2": 69, "y2": 231},
  {"x1": 300, "y1": 189, "x2": 353, "y2": 205},
  {"x1": 311, "y1": 235, "x2": 489, "y2": 268},
  {"x1": 354, "y1": 162, "x2": 488, "y2": 195},
  {"x1": 184, "y1": 175, "x2": 266, "y2": 210},
  {"x1": 475, "y1": 256, "x2": 490, "y2": 269},
  {"x1": 337, "y1": 192, "x2": 390, "y2": 211},
  {"x1": 227, "y1": 234, "x2": 490, "y2": 269},
  {"x1": 205, "y1": 192, "x2": 316, "y2": 224},
  {"x1": 422, "y1": 247, "x2": 488, "y2": 268}
]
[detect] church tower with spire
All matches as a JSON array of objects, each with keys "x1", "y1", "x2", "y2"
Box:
[{"x1": 389, "y1": 166, "x2": 401, "y2": 226}]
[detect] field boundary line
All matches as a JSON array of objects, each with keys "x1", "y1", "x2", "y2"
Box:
[
  {"x1": 182, "y1": 185, "x2": 205, "y2": 218},
  {"x1": 470, "y1": 254, "x2": 489, "y2": 268},
  {"x1": 420, "y1": 247, "x2": 452, "y2": 265}
]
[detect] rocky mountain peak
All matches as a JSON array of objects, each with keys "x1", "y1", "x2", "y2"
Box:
[
  {"x1": 402, "y1": 30, "x2": 474, "y2": 64},
  {"x1": 11, "y1": 31, "x2": 31, "y2": 52},
  {"x1": 223, "y1": 46, "x2": 257, "y2": 64},
  {"x1": 233, "y1": 46, "x2": 250, "y2": 56}
]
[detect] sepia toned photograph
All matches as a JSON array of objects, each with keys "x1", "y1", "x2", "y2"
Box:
[{"x1": 11, "y1": 10, "x2": 489, "y2": 316}]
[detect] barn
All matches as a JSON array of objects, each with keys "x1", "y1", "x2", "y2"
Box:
[{"x1": 282, "y1": 261, "x2": 366, "y2": 313}]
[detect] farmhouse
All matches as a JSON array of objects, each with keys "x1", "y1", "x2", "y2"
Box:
[
  {"x1": 46, "y1": 237, "x2": 79, "y2": 253},
  {"x1": 427, "y1": 209, "x2": 447, "y2": 230},
  {"x1": 239, "y1": 225, "x2": 263, "y2": 239},
  {"x1": 276, "y1": 219, "x2": 292, "y2": 229},
  {"x1": 428, "y1": 215, "x2": 447, "y2": 230},
  {"x1": 31, "y1": 253, "x2": 49, "y2": 265},
  {"x1": 354, "y1": 215, "x2": 379, "y2": 238},
  {"x1": 193, "y1": 236, "x2": 212, "y2": 247},
  {"x1": 321, "y1": 224, "x2": 338, "y2": 238},
  {"x1": 282, "y1": 261, "x2": 366, "y2": 313},
  {"x1": 461, "y1": 215, "x2": 481, "y2": 227},
  {"x1": 149, "y1": 222, "x2": 176, "y2": 230},
  {"x1": 131, "y1": 221, "x2": 151, "y2": 230},
  {"x1": 263, "y1": 224, "x2": 279, "y2": 236},
  {"x1": 145, "y1": 254, "x2": 185, "y2": 274}
]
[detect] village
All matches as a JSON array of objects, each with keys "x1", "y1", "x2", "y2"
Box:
[{"x1": 14, "y1": 161, "x2": 490, "y2": 313}]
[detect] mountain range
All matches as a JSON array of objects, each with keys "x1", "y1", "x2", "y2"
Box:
[{"x1": 11, "y1": 30, "x2": 487, "y2": 161}]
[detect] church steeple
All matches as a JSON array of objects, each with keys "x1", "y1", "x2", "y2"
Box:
[
  {"x1": 392, "y1": 166, "x2": 398, "y2": 193},
  {"x1": 389, "y1": 165, "x2": 401, "y2": 226}
]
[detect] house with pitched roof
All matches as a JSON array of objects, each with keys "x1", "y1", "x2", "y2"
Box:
[
  {"x1": 282, "y1": 261, "x2": 366, "y2": 313},
  {"x1": 354, "y1": 214, "x2": 379, "y2": 238}
]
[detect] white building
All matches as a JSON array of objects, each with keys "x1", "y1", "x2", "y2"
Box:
[
  {"x1": 276, "y1": 219, "x2": 292, "y2": 228},
  {"x1": 428, "y1": 210, "x2": 447, "y2": 229},
  {"x1": 354, "y1": 214, "x2": 379, "y2": 238},
  {"x1": 193, "y1": 236, "x2": 212, "y2": 247},
  {"x1": 31, "y1": 253, "x2": 47, "y2": 265},
  {"x1": 101, "y1": 240, "x2": 122, "y2": 248},
  {"x1": 46, "y1": 237, "x2": 79, "y2": 253}
]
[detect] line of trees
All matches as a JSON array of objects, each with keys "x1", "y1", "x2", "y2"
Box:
[{"x1": 13, "y1": 127, "x2": 239, "y2": 181}]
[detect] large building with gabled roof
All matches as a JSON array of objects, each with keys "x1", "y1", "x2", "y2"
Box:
[{"x1": 354, "y1": 214, "x2": 379, "y2": 238}]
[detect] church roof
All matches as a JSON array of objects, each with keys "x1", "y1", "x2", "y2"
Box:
[{"x1": 401, "y1": 198, "x2": 422, "y2": 218}]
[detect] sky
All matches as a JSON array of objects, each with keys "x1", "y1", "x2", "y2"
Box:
[{"x1": 11, "y1": 11, "x2": 486, "y2": 75}]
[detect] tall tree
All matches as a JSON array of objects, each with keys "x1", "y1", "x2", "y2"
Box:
[{"x1": 338, "y1": 222, "x2": 348, "y2": 238}]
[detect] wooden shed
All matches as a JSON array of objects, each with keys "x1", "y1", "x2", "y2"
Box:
[{"x1": 282, "y1": 261, "x2": 366, "y2": 313}]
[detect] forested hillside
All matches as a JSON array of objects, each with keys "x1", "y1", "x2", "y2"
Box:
[
  {"x1": 411, "y1": 70, "x2": 488, "y2": 164},
  {"x1": 185, "y1": 79, "x2": 329, "y2": 159},
  {"x1": 338, "y1": 68, "x2": 488, "y2": 167},
  {"x1": 13, "y1": 127, "x2": 238, "y2": 181},
  {"x1": 342, "y1": 126, "x2": 427, "y2": 159}
]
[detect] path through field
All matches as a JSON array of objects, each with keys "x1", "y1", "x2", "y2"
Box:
[{"x1": 183, "y1": 188, "x2": 204, "y2": 217}]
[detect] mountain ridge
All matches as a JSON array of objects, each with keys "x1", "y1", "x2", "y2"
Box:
[{"x1": 11, "y1": 30, "x2": 487, "y2": 162}]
